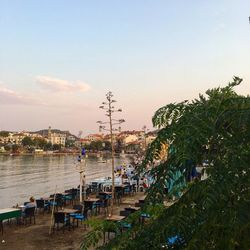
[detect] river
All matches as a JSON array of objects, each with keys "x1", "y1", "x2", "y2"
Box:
[{"x1": 0, "y1": 154, "x2": 132, "y2": 208}]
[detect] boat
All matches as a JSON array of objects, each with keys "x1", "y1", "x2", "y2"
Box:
[{"x1": 97, "y1": 157, "x2": 107, "y2": 163}]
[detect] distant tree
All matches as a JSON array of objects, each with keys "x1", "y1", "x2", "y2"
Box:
[
  {"x1": 22, "y1": 136, "x2": 34, "y2": 146},
  {"x1": 82, "y1": 144, "x2": 90, "y2": 150},
  {"x1": 103, "y1": 140, "x2": 111, "y2": 151},
  {"x1": 115, "y1": 138, "x2": 123, "y2": 153},
  {"x1": 52, "y1": 144, "x2": 61, "y2": 151},
  {"x1": 89, "y1": 140, "x2": 103, "y2": 151},
  {"x1": 33, "y1": 137, "x2": 47, "y2": 149},
  {"x1": 12, "y1": 144, "x2": 20, "y2": 153},
  {"x1": 65, "y1": 139, "x2": 75, "y2": 148},
  {"x1": 44, "y1": 142, "x2": 53, "y2": 151},
  {"x1": 4, "y1": 145, "x2": 11, "y2": 151},
  {"x1": 0, "y1": 131, "x2": 9, "y2": 137}
]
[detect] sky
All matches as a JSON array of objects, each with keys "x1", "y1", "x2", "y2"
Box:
[{"x1": 0, "y1": 0, "x2": 249, "y2": 136}]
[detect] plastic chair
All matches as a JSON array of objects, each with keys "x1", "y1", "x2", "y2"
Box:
[
  {"x1": 70, "y1": 205, "x2": 88, "y2": 228},
  {"x1": 119, "y1": 210, "x2": 131, "y2": 218},
  {"x1": 53, "y1": 212, "x2": 69, "y2": 232},
  {"x1": 36, "y1": 199, "x2": 49, "y2": 214}
]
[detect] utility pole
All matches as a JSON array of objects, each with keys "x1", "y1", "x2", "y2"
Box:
[{"x1": 97, "y1": 91, "x2": 125, "y2": 215}]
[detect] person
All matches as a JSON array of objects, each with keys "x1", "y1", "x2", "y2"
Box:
[
  {"x1": 21, "y1": 197, "x2": 36, "y2": 217},
  {"x1": 25, "y1": 196, "x2": 36, "y2": 208}
]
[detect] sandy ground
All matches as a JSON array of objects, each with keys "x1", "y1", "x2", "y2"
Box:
[{"x1": 1, "y1": 192, "x2": 145, "y2": 250}]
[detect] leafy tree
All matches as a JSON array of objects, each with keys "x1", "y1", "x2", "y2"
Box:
[
  {"x1": 103, "y1": 140, "x2": 111, "y2": 151},
  {"x1": 4, "y1": 145, "x2": 11, "y2": 151},
  {"x1": 115, "y1": 138, "x2": 123, "y2": 153},
  {"x1": 12, "y1": 144, "x2": 20, "y2": 153},
  {"x1": 89, "y1": 140, "x2": 103, "y2": 151},
  {"x1": 65, "y1": 139, "x2": 75, "y2": 148},
  {"x1": 52, "y1": 143, "x2": 61, "y2": 151},
  {"x1": 44, "y1": 142, "x2": 53, "y2": 151},
  {"x1": 22, "y1": 136, "x2": 34, "y2": 146},
  {"x1": 0, "y1": 131, "x2": 9, "y2": 137},
  {"x1": 81, "y1": 77, "x2": 250, "y2": 249},
  {"x1": 33, "y1": 137, "x2": 47, "y2": 149}
]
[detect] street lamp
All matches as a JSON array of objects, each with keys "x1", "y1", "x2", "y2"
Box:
[
  {"x1": 97, "y1": 91, "x2": 125, "y2": 215},
  {"x1": 76, "y1": 146, "x2": 86, "y2": 203}
]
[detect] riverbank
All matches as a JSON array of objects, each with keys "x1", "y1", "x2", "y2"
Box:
[{"x1": 1, "y1": 192, "x2": 146, "y2": 250}]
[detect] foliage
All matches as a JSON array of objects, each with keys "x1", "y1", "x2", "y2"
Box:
[
  {"x1": 81, "y1": 77, "x2": 250, "y2": 249},
  {"x1": 65, "y1": 139, "x2": 76, "y2": 148},
  {"x1": 44, "y1": 142, "x2": 53, "y2": 151},
  {"x1": 103, "y1": 141, "x2": 112, "y2": 151},
  {"x1": 22, "y1": 136, "x2": 34, "y2": 146},
  {"x1": 52, "y1": 143, "x2": 61, "y2": 151},
  {"x1": 11, "y1": 144, "x2": 20, "y2": 153},
  {"x1": 115, "y1": 138, "x2": 123, "y2": 153},
  {"x1": 33, "y1": 137, "x2": 47, "y2": 149},
  {"x1": 0, "y1": 131, "x2": 9, "y2": 137},
  {"x1": 84, "y1": 140, "x2": 111, "y2": 152},
  {"x1": 4, "y1": 145, "x2": 11, "y2": 151}
]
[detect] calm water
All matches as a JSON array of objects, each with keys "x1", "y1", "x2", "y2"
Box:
[{"x1": 0, "y1": 154, "x2": 131, "y2": 208}]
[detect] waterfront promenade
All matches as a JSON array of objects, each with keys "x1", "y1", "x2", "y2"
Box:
[{"x1": 1, "y1": 192, "x2": 146, "y2": 250}]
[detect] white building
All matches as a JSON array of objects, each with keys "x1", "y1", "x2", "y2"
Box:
[{"x1": 48, "y1": 127, "x2": 66, "y2": 146}]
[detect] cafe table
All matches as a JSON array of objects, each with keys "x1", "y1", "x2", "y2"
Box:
[
  {"x1": 139, "y1": 195, "x2": 146, "y2": 203},
  {"x1": 84, "y1": 198, "x2": 100, "y2": 215},
  {"x1": 103, "y1": 215, "x2": 126, "y2": 243},
  {"x1": 106, "y1": 215, "x2": 125, "y2": 222},
  {"x1": 125, "y1": 206, "x2": 140, "y2": 212},
  {"x1": 57, "y1": 208, "x2": 78, "y2": 214},
  {"x1": 56, "y1": 208, "x2": 79, "y2": 230},
  {"x1": 0, "y1": 208, "x2": 22, "y2": 235}
]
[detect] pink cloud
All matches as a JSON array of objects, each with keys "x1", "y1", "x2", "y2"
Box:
[
  {"x1": 0, "y1": 82, "x2": 40, "y2": 105},
  {"x1": 36, "y1": 75, "x2": 90, "y2": 92}
]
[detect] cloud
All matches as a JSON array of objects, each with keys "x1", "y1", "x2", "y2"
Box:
[
  {"x1": 36, "y1": 75, "x2": 90, "y2": 92},
  {"x1": 0, "y1": 82, "x2": 40, "y2": 105}
]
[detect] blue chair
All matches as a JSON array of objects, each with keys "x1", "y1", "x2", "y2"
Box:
[
  {"x1": 63, "y1": 194, "x2": 73, "y2": 205},
  {"x1": 140, "y1": 213, "x2": 150, "y2": 224},
  {"x1": 124, "y1": 185, "x2": 132, "y2": 196},
  {"x1": 166, "y1": 235, "x2": 184, "y2": 247},
  {"x1": 36, "y1": 199, "x2": 49, "y2": 214},
  {"x1": 69, "y1": 205, "x2": 87, "y2": 228},
  {"x1": 53, "y1": 212, "x2": 69, "y2": 232},
  {"x1": 118, "y1": 221, "x2": 132, "y2": 233}
]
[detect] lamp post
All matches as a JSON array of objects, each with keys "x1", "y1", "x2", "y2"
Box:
[
  {"x1": 76, "y1": 146, "x2": 86, "y2": 203},
  {"x1": 97, "y1": 91, "x2": 125, "y2": 215}
]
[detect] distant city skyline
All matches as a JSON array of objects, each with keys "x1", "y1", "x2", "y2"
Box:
[{"x1": 0, "y1": 1, "x2": 249, "y2": 135}]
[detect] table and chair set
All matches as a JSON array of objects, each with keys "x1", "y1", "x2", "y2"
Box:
[{"x1": 102, "y1": 195, "x2": 150, "y2": 243}]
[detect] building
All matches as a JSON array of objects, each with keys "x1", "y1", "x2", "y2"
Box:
[
  {"x1": 48, "y1": 126, "x2": 66, "y2": 146},
  {"x1": 84, "y1": 133, "x2": 104, "y2": 142}
]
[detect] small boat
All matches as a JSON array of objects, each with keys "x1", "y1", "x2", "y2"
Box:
[
  {"x1": 97, "y1": 157, "x2": 107, "y2": 163},
  {"x1": 98, "y1": 160, "x2": 107, "y2": 163}
]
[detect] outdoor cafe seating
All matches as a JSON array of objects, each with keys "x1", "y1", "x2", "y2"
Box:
[
  {"x1": 23, "y1": 207, "x2": 36, "y2": 225},
  {"x1": 69, "y1": 204, "x2": 88, "y2": 228},
  {"x1": 36, "y1": 199, "x2": 49, "y2": 214},
  {"x1": 84, "y1": 199, "x2": 99, "y2": 216},
  {"x1": 53, "y1": 212, "x2": 70, "y2": 232}
]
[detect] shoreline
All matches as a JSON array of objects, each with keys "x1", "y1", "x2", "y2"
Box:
[{"x1": 0, "y1": 152, "x2": 136, "y2": 156}]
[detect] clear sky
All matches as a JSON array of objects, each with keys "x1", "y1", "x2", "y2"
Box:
[{"x1": 0, "y1": 1, "x2": 249, "y2": 136}]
